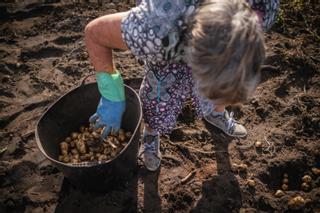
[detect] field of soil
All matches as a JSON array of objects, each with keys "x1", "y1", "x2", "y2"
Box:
[{"x1": 0, "y1": 0, "x2": 319, "y2": 212}]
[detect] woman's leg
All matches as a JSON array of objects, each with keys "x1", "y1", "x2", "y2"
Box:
[{"x1": 140, "y1": 62, "x2": 190, "y2": 171}]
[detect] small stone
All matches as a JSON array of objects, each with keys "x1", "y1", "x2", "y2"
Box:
[{"x1": 282, "y1": 178, "x2": 289, "y2": 184}]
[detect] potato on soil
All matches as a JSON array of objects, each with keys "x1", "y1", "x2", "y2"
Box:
[
  {"x1": 311, "y1": 167, "x2": 320, "y2": 175},
  {"x1": 247, "y1": 179, "x2": 256, "y2": 187},
  {"x1": 301, "y1": 182, "x2": 310, "y2": 191},
  {"x1": 274, "y1": 190, "x2": 285, "y2": 198},
  {"x1": 238, "y1": 163, "x2": 248, "y2": 172},
  {"x1": 302, "y1": 175, "x2": 312, "y2": 183},
  {"x1": 255, "y1": 141, "x2": 262, "y2": 148},
  {"x1": 282, "y1": 184, "x2": 288, "y2": 191},
  {"x1": 288, "y1": 196, "x2": 305, "y2": 210},
  {"x1": 282, "y1": 178, "x2": 289, "y2": 184}
]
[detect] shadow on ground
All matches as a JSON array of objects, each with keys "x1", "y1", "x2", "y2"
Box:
[
  {"x1": 191, "y1": 122, "x2": 242, "y2": 213},
  {"x1": 55, "y1": 172, "x2": 138, "y2": 213}
]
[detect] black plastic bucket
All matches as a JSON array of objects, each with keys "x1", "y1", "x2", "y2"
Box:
[{"x1": 35, "y1": 79, "x2": 142, "y2": 191}]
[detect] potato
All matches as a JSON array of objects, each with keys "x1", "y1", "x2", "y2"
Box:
[
  {"x1": 60, "y1": 124, "x2": 129, "y2": 164},
  {"x1": 288, "y1": 196, "x2": 305, "y2": 210},
  {"x1": 76, "y1": 141, "x2": 86, "y2": 154},
  {"x1": 255, "y1": 141, "x2": 262, "y2": 148},
  {"x1": 118, "y1": 134, "x2": 126, "y2": 142},
  {"x1": 247, "y1": 179, "x2": 256, "y2": 187},
  {"x1": 125, "y1": 131, "x2": 132, "y2": 138},
  {"x1": 302, "y1": 175, "x2": 312, "y2": 183},
  {"x1": 70, "y1": 141, "x2": 76, "y2": 148},
  {"x1": 238, "y1": 164, "x2": 248, "y2": 172},
  {"x1": 274, "y1": 190, "x2": 285, "y2": 198},
  {"x1": 71, "y1": 158, "x2": 79, "y2": 164},
  {"x1": 311, "y1": 167, "x2": 320, "y2": 175},
  {"x1": 80, "y1": 126, "x2": 85, "y2": 133},
  {"x1": 281, "y1": 184, "x2": 288, "y2": 191},
  {"x1": 73, "y1": 154, "x2": 80, "y2": 160},
  {"x1": 60, "y1": 142, "x2": 69, "y2": 156},
  {"x1": 71, "y1": 132, "x2": 78, "y2": 140},
  {"x1": 92, "y1": 132, "x2": 100, "y2": 139},
  {"x1": 71, "y1": 148, "x2": 79, "y2": 155},
  {"x1": 62, "y1": 155, "x2": 70, "y2": 163},
  {"x1": 58, "y1": 155, "x2": 64, "y2": 162},
  {"x1": 98, "y1": 154, "x2": 107, "y2": 161},
  {"x1": 301, "y1": 182, "x2": 310, "y2": 191}
]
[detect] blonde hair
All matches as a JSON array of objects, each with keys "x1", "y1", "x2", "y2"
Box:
[{"x1": 185, "y1": 0, "x2": 265, "y2": 104}]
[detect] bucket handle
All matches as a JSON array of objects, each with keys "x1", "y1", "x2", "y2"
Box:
[{"x1": 80, "y1": 73, "x2": 95, "y2": 86}]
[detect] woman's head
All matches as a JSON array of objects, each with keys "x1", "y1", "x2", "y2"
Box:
[{"x1": 185, "y1": 0, "x2": 265, "y2": 105}]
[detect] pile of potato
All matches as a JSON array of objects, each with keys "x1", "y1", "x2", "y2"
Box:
[{"x1": 58, "y1": 125, "x2": 132, "y2": 164}]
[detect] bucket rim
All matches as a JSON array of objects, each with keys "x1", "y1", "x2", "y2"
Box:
[{"x1": 35, "y1": 82, "x2": 142, "y2": 168}]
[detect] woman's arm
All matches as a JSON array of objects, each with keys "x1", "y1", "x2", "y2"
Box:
[{"x1": 85, "y1": 12, "x2": 129, "y2": 74}]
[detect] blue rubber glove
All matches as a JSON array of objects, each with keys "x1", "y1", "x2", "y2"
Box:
[{"x1": 89, "y1": 71, "x2": 125, "y2": 139}]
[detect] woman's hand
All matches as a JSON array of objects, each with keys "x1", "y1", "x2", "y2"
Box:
[{"x1": 89, "y1": 97, "x2": 125, "y2": 139}]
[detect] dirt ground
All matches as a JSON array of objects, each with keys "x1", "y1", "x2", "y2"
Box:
[{"x1": 0, "y1": 0, "x2": 319, "y2": 212}]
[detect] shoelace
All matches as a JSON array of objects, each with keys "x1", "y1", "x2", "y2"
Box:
[
  {"x1": 226, "y1": 111, "x2": 236, "y2": 131},
  {"x1": 139, "y1": 135, "x2": 159, "y2": 158},
  {"x1": 144, "y1": 140, "x2": 158, "y2": 154}
]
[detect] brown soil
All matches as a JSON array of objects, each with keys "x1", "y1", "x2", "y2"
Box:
[{"x1": 0, "y1": 1, "x2": 319, "y2": 212}]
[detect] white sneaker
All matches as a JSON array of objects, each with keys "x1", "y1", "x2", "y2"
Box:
[
  {"x1": 204, "y1": 110, "x2": 247, "y2": 138},
  {"x1": 140, "y1": 134, "x2": 161, "y2": 171}
]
